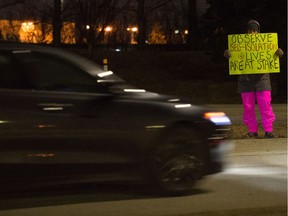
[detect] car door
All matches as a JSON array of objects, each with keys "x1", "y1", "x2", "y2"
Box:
[{"x1": 0, "y1": 49, "x2": 138, "y2": 182}]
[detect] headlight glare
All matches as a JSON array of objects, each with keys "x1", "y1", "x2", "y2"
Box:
[{"x1": 204, "y1": 112, "x2": 231, "y2": 125}]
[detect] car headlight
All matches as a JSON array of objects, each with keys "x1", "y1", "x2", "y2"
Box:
[{"x1": 203, "y1": 112, "x2": 231, "y2": 125}]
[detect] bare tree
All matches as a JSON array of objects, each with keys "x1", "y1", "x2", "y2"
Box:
[
  {"x1": 136, "y1": 0, "x2": 172, "y2": 49},
  {"x1": 145, "y1": 1, "x2": 187, "y2": 44},
  {"x1": 67, "y1": 0, "x2": 132, "y2": 44},
  {"x1": 137, "y1": 0, "x2": 145, "y2": 49},
  {"x1": 187, "y1": 0, "x2": 198, "y2": 49},
  {"x1": 53, "y1": 0, "x2": 61, "y2": 46},
  {"x1": 0, "y1": 0, "x2": 25, "y2": 10},
  {"x1": 63, "y1": 0, "x2": 132, "y2": 57},
  {"x1": 0, "y1": 0, "x2": 28, "y2": 42}
]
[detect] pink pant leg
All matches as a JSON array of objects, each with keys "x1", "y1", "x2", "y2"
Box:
[
  {"x1": 256, "y1": 91, "x2": 275, "y2": 132},
  {"x1": 241, "y1": 92, "x2": 258, "y2": 132}
]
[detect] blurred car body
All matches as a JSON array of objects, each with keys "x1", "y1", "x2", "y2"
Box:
[{"x1": 0, "y1": 43, "x2": 231, "y2": 195}]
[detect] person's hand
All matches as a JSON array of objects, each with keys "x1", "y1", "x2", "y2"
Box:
[
  {"x1": 275, "y1": 48, "x2": 284, "y2": 57},
  {"x1": 223, "y1": 50, "x2": 231, "y2": 58}
]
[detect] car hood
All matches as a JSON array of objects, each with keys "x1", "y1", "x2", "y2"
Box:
[
  {"x1": 115, "y1": 89, "x2": 209, "y2": 115},
  {"x1": 109, "y1": 89, "x2": 231, "y2": 126}
]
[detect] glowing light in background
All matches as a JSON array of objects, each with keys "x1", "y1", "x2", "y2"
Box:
[
  {"x1": 21, "y1": 22, "x2": 34, "y2": 31},
  {"x1": 127, "y1": 26, "x2": 138, "y2": 44},
  {"x1": 127, "y1": 27, "x2": 138, "y2": 32},
  {"x1": 19, "y1": 21, "x2": 37, "y2": 43},
  {"x1": 105, "y1": 26, "x2": 112, "y2": 32}
]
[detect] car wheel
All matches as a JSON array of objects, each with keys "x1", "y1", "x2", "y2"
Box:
[{"x1": 150, "y1": 127, "x2": 207, "y2": 195}]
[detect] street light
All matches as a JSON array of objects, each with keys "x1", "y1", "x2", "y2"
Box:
[
  {"x1": 105, "y1": 26, "x2": 112, "y2": 32},
  {"x1": 21, "y1": 22, "x2": 34, "y2": 32},
  {"x1": 131, "y1": 27, "x2": 138, "y2": 32},
  {"x1": 127, "y1": 26, "x2": 138, "y2": 44},
  {"x1": 20, "y1": 21, "x2": 36, "y2": 43}
]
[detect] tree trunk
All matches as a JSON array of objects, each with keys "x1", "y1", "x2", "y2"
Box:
[
  {"x1": 53, "y1": 0, "x2": 61, "y2": 46},
  {"x1": 137, "y1": 0, "x2": 146, "y2": 50},
  {"x1": 187, "y1": 0, "x2": 198, "y2": 49}
]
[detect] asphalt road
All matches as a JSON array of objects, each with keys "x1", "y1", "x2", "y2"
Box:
[
  {"x1": 0, "y1": 104, "x2": 286, "y2": 215},
  {"x1": 0, "y1": 137, "x2": 286, "y2": 216}
]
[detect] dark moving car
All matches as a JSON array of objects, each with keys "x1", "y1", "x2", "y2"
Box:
[{"x1": 0, "y1": 43, "x2": 231, "y2": 195}]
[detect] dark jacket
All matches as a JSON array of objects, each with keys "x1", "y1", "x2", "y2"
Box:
[{"x1": 237, "y1": 74, "x2": 271, "y2": 93}]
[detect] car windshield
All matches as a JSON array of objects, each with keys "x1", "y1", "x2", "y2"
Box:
[
  {"x1": 0, "y1": 45, "x2": 142, "y2": 94},
  {"x1": 9, "y1": 48, "x2": 135, "y2": 93},
  {"x1": 47, "y1": 48, "x2": 134, "y2": 93}
]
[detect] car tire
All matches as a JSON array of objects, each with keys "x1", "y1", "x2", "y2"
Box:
[{"x1": 150, "y1": 127, "x2": 207, "y2": 195}]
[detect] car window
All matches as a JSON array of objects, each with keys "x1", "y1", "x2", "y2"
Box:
[
  {"x1": 0, "y1": 52, "x2": 28, "y2": 89},
  {"x1": 13, "y1": 50, "x2": 103, "y2": 93}
]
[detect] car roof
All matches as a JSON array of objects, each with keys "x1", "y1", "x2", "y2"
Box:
[{"x1": 0, "y1": 42, "x2": 104, "y2": 76}]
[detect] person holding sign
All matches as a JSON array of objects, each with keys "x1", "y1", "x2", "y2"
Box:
[{"x1": 224, "y1": 20, "x2": 284, "y2": 139}]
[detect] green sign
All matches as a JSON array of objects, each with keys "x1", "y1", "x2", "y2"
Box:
[{"x1": 228, "y1": 33, "x2": 280, "y2": 75}]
